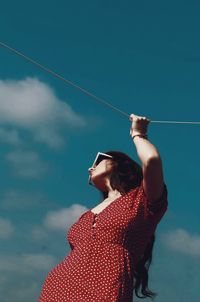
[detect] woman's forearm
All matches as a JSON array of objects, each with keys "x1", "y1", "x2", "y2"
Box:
[{"x1": 132, "y1": 136, "x2": 161, "y2": 165}]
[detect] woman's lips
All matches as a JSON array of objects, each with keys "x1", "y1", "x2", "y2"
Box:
[{"x1": 89, "y1": 170, "x2": 95, "y2": 175}]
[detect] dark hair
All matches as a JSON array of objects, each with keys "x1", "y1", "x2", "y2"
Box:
[{"x1": 100, "y1": 150, "x2": 157, "y2": 300}]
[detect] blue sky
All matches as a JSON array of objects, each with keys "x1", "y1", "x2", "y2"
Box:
[{"x1": 0, "y1": 1, "x2": 200, "y2": 301}]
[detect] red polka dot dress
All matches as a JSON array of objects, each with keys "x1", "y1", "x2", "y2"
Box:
[{"x1": 38, "y1": 181, "x2": 168, "y2": 302}]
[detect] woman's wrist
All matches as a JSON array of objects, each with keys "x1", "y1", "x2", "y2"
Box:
[
  {"x1": 131, "y1": 133, "x2": 160, "y2": 164},
  {"x1": 131, "y1": 132, "x2": 148, "y2": 140}
]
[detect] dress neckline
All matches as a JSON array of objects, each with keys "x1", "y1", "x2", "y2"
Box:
[{"x1": 89, "y1": 193, "x2": 124, "y2": 217}]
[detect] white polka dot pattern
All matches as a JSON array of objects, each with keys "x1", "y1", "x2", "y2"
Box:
[{"x1": 38, "y1": 181, "x2": 168, "y2": 301}]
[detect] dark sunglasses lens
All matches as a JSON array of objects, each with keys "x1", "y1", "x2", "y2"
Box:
[
  {"x1": 96, "y1": 155, "x2": 112, "y2": 165},
  {"x1": 95, "y1": 156, "x2": 103, "y2": 165}
]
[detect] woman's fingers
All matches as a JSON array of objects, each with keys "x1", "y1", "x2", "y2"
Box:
[
  {"x1": 129, "y1": 113, "x2": 151, "y2": 137},
  {"x1": 129, "y1": 113, "x2": 151, "y2": 123}
]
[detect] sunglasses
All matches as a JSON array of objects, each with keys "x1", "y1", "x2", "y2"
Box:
[{"x1": 88, "y1": 152, "x2": 113, "y2": 185}]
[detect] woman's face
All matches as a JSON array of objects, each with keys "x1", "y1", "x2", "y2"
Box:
[{"x1": 88, "y1": 159, "x2": 114, "y2": 188}]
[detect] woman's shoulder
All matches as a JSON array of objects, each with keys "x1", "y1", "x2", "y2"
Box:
[{"x1": 127, "y1": 181, "x2": 168, "y2": 212}]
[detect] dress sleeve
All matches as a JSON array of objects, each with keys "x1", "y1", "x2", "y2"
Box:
[{"x1": 140, "y1": 181, "x2": 168, "y2": 217}]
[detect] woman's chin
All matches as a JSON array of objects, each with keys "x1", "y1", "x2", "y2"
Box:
[{"x1": 90, "y1": 177, "x2": 107, "y2": 192}]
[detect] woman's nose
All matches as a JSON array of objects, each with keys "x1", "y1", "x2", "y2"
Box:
[{"x1": 88, "y1": 167, "x2": 94, "y2": 172}]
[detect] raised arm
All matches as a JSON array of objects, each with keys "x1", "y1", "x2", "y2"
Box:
[{"x1": 129, "y1": 114, "x2": 165, "y2": 203}]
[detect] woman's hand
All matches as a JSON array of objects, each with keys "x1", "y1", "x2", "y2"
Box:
[{"x1": 129, "y1": 113, "x2": 151, "y2": 138}]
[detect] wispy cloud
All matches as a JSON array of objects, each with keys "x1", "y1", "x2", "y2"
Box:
[
  {"x1": 0, "y1": 253, "x2": 57, "y2": 274},
  {"x1": 0, "y1": 218, "x2": 14, "y2": 239},
  {"x1": 0, "y1": 189, "x2": 49, "y2": 210},
  {"x1": 161, "y1": 228, "x2": 200, "y2": 257},
  {"x1": 31, "y1": 226, "x2": 49, "y2": 241},
  {"x1": 44, "y1": 204, "x2": 88, "y2": 230},
  {"x1": 0, "y1": 127, "x2": 22, "y2": 145},
  {"x1": 4, "y1": 281, "x2": 40, "y2": 302},
  {"x1": 0, "y1": 252, "x2": 57, "y2": 302},
  {"x1": 0, "y1": 77, "x2": 86, "y2": 148},
  {"x1": 5, "y1": 149, "x2": 49, "y2": 179}
]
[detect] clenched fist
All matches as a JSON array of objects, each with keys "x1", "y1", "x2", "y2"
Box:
[{"x1": 129, "y1": 113, "x2": 151, "y2": 138}]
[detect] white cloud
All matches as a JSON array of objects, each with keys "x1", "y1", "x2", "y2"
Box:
[
  {"x1": 31, "y1": 226, "x2": 49, "y2": 241},
  {"x1": 0, "y1": 189, "x2": 48, "y2": 209},
  {"x1": 0, "y1": 218, "x2": 14, "y2": 239},
  {"x1": 8, "y1": 281, "x2": 39, "y2": 302},
  {"x1": 0, "y1": 275, "x2": 7, "y2": 286},
  {"x1": 44, "y1": 204, "x2": 88, "y2": 230},
  {"x1": 0, "y1": 77, "x2": 86, "y2": 148},
  {"x1": 0, "y1": 253, "x2": 57, "y2": 274},
  {"x1": 5, "y1": 149, "x2": 49, "y2": 179},
  {"x1": 0, "y1": 127, "x2": 22, "y2": 145},
  {"x1": 0, "y1": 252, "x2": 56, "y2": 302},
  {"x1": 23, "y1": 254, "x2": 56, "y2": 271},
  {"x1": 161, "y1": 228, "x2": 200, "y2": 257}
]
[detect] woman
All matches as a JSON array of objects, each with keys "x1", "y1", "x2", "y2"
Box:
[{"x1": 38, "y1": 113, "x2": 168, "y2": 301}]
